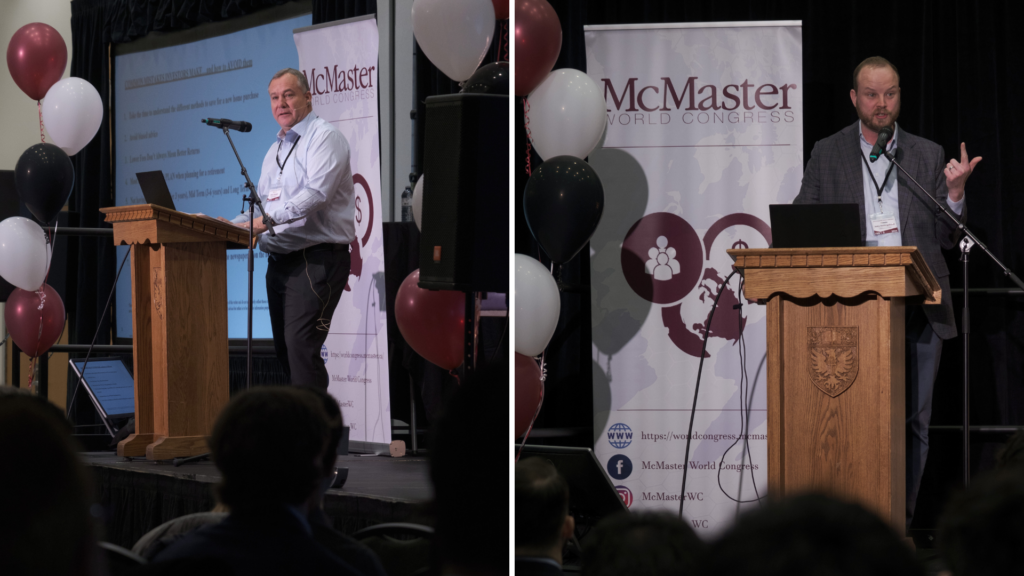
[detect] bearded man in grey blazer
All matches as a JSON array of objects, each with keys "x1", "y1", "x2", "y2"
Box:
[{"x1": 794, "y1": 56, "x2": 982, "y2": 529}]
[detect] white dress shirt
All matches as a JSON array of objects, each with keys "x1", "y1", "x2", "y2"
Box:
[{"x1": 234, "y1": 111, "x2": 356, "y2": 253}]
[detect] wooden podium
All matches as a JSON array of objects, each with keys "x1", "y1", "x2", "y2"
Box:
[
  {"x1": 728, "y1": 247, "x2": 941, "y2": 528},
  {"x1": 100, "y1": 205, "x2": 248, "y2": 460}
]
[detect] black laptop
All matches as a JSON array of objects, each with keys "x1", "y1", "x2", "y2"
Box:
[
  {"x1": 769, "y1": 204, "x2": 862, "y2": 248},
  {"x1": 135, "y1": 170, "x2": 176, "y2": 210}
]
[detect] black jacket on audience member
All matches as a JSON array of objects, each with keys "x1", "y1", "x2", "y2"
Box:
[
  {"x1": 515, "y1": 556, "x2": 566, "y2": 576},
  {"x1": 152, "y1": 506, "x2": 364, "y2": 576}
]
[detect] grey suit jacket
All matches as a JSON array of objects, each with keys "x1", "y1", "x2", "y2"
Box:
[{"x1": 794, "y1": 121, "x2": 965, "y2": 340}]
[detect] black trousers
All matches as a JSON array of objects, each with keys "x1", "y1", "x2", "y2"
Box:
[{"x1": 266, "y1": 244, "x2": 350, "y2": 390}]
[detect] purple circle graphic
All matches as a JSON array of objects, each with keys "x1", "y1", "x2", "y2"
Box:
[{"x1": 621, "y1": 213, "x2": 703, "y2": 304}]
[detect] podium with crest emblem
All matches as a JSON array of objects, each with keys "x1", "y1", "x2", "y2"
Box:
[{"x1": 728, "y1": 247, "x2": 941, "y2": 529}]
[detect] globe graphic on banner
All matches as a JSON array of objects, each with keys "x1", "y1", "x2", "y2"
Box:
[{"x1": 607, "y1": 422, "x2": 633, "y2": 449}]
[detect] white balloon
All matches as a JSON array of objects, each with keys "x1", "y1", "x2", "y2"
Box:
[
  {"x1": 0, "y1": 217, "x2": 52, "y2": 291},
  {"x1": 412, "y1": 175, "x2": 424, "y2": 231},
  {"x1": 42, "y1": 78, "x2": 103, "y2": 157},
  {"x1": 515, "y1": 254, "x2": 561, "y2": 357},
  {"x1": 412, "y1": 0, "x2": 495, "y2": 82},
  {"x1": 527, "y1": 69, "x2": 607, "y2": 161}
]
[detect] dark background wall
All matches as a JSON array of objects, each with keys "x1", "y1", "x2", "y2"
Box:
[{"x1": 516, "y1": 0, "x2": 1024, "y2": 531}]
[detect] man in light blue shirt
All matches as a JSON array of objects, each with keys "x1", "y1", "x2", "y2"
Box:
[{"x1": 224, "y1": 68, "x2": 354, "y2": 390}]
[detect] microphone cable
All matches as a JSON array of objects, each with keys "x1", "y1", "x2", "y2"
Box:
[
  {"x1": 715, "y1": 273, "x2": 767, "y2": 513},
  {"x1": 678, "y1": 268, "x2": 739, "y2": 520}
]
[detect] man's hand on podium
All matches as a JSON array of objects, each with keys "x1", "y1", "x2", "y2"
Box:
[{"x1": 217, "y1": 216, "x2": 266, "y2": 236}]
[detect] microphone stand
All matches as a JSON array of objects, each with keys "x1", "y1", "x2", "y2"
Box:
[
  {"x1": 882, "y1": 148, "x2": 1024, "y2": 486},
  {"x1": 218, "y1": 126, "x2": 277, "y2": 391}
]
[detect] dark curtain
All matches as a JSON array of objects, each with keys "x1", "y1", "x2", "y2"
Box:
[
  {"x1": 106, "y1": 0, "x2": 295, "y2": 41},
  {"x1": 67, "y1": 0, "x2": 118, "y2": 426},
  {"x1": 520, "y1": 0, "x2": 1024, "y2": 529},
  {"x1": 312, "y1": 0, "x2": 375, "y2": 23}
]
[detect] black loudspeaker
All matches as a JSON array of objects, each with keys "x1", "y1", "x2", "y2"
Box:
[{"x1": 418, "y1": 93, "x2": 509, "y2": 293}]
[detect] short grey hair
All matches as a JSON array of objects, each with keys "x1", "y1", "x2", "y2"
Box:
[{"x1": 270, "y1": 68, "x2": 310, "y2": 93}]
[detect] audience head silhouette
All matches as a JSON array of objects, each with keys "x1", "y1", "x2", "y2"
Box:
[
  {"x1": 939, "y1": 469, "x2": 1024, "y2": 576},
  {"x1": 700, "y1": 493, "x2": 922, "y2": 576},
  {"x1": 210, "y1": 386, "x2": 331, "y2": 510},
  {"x1": 515, "y1": 457, "x2": 574, "y2": 564},
  {"x1": 0, "y1": 389, "x2": 103, "y2": 576},
  {"x1": 154, "y1": 386, "x2": 362, "y2": 575},
  {"x1": 581, "y1": 511, "x2": 704, "y2": 576}
]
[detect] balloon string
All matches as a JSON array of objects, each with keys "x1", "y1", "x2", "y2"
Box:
[
  {"x1": 523, "y1": 99, "x2": 533, "y2": 176},
  {"x1": 37, "y1": 101, "x2": 45, "y2": 143},
  {"x1": 43, "y1": 224, "x2": 55, "y2": 285},
  {"x1": 502, "y1": 20, "x2": 509, "y2": 62},
  {"x1": 27, "y1": 356, "x2": 37, "y2": 392},
  {"x1": 515, "y1": 354, "x2": 546, "y2": 463}
]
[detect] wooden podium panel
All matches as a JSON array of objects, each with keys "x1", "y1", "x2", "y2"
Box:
[
  {"x1": 100, "y1": 205, "x2": 247, "y2": 460},
  {"x1": 729, "y1": 247, "x2": 940, "y2": 529}
]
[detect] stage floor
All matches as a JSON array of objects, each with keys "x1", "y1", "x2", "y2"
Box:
[
  {"x1": 82, "y1": 451, "x2": 433, "y2": 548},
  {"x1": 82, "y1": 451, "x2": 433, "y2": 503}
]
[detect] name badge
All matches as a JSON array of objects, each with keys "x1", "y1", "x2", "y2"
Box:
[
  {"x1": 267, "y1": 187, "x2": 282, "y2": 202},
  {"x1": 870, "y1": 211, "x2": 898, "y2": 236}
]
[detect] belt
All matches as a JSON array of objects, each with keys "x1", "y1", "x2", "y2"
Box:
[{"x1": 268, "y1": 243, "x2": 348, "y2": 262}]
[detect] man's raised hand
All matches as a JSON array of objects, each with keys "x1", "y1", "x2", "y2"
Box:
[{"x1": 945, "y1": 142, "x2": 982, "y2": 201}]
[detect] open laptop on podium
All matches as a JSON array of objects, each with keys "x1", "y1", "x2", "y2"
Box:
[
  {"x1": 136, "y1": 171, "x2": 177, "y2": 210},
  {"x1": 769, "y1": 204, "x2": 862, "y2": 248}
]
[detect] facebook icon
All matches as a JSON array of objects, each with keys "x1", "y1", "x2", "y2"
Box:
[{"x1": 607, "y1": 454, "x2": 633, "y2": 480}]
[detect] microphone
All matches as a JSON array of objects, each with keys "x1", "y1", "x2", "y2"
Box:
[
  {"x1": 202, "y1": 118, "x2": 252, "y2": 133},
  {"x1": 869, "y1": 126, "x2": 894, "y2": 162}
]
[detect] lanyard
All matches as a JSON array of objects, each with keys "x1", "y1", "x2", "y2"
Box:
[
  {"x1": 860, "y1": 150, "x2": 896, "y2": 204},
  {"x1": 276, "y1": 135, "x2": 301, "y2": 174}
]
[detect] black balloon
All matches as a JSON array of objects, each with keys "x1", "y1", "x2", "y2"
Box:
[
  {"x1": 524, "y1": 155, "x2": 605, "y2": 264},
  {"x1": 15, "y1": 143, "x2": 74, "y2": 224},
  {"x1": 461, "y1": 61, "x2": 509, "y2": 95}
]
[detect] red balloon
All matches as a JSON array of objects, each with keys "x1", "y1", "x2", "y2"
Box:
[
  {"x1": 6, "y1": 23, "x2": 67, "y2": 101},
  {"x1": 395, "y1": 270, "x2": 465, "y2": 370},
  {"x1": 514, "y1": 0, "x2": 561, "y2": 96},
  {"x1": 515, "y1": 353, "x2": 543, "y2": 438},
  {"x1": 5, "y1": 284, "x2": 64, "y2": 358},
  {"x1": 492, "y1": 0, "x2": 509, "y2": 20}
]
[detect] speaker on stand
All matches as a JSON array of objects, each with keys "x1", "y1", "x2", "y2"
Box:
[{"x1": 418, "y1": 93, "x2": 509, "y2": 376}]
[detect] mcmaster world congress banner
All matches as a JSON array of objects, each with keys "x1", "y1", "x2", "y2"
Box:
[
  {"x1": 586, "y1": 22, "x2": 803, "y2": 535},
  {"x1": 294, "y1": 16, "x2": 391, "y2": 450}
]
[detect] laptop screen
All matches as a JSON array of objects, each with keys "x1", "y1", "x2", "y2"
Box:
[
  {"x1": 69, "y1": 358, "x2": 135, "y2": 419},
  {"x1": 769, "y1": 204, "x2": 862, "y2": 248},
  {"x1": 135, "y1": 171, "x2": 177, "y2": 211}
]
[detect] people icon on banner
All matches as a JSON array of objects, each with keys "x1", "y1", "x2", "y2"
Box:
[{"x1": 645, "y1": 236, "x2": 681, "y2": 281}]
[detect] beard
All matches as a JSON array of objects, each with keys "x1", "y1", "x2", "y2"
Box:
[{"x1": 858, "y1": 103, "x2": 900, "y2": 134}]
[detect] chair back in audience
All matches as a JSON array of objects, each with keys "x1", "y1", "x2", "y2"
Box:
[
  {"x1": 131, "y1": 512, "x2": 229, "y2": 561},
  {"x1": 355, "y1": 522, "x2": 434, "y2": 576},
  {"x1": 100, "y1": 541, "x2": 147, "y2": 575}
]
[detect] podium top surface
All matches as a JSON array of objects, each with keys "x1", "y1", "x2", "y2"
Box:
[
  {"x1": 727, "y1": 247, "x2": 941, "y2": 304},
  {"x1": 100, "y1": 204, "x2": 248, "y2": 248}
]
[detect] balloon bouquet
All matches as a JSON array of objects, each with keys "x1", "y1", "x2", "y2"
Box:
[
  {"x1": 394, "y1": 1, "x2": 505, "y2": 377},
  {"x1": 514, "y1": 0, "x2": 608, "y2": 450},
  {"x1": 4, "y1": 23, "x2": 104, "y2": 390}
]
